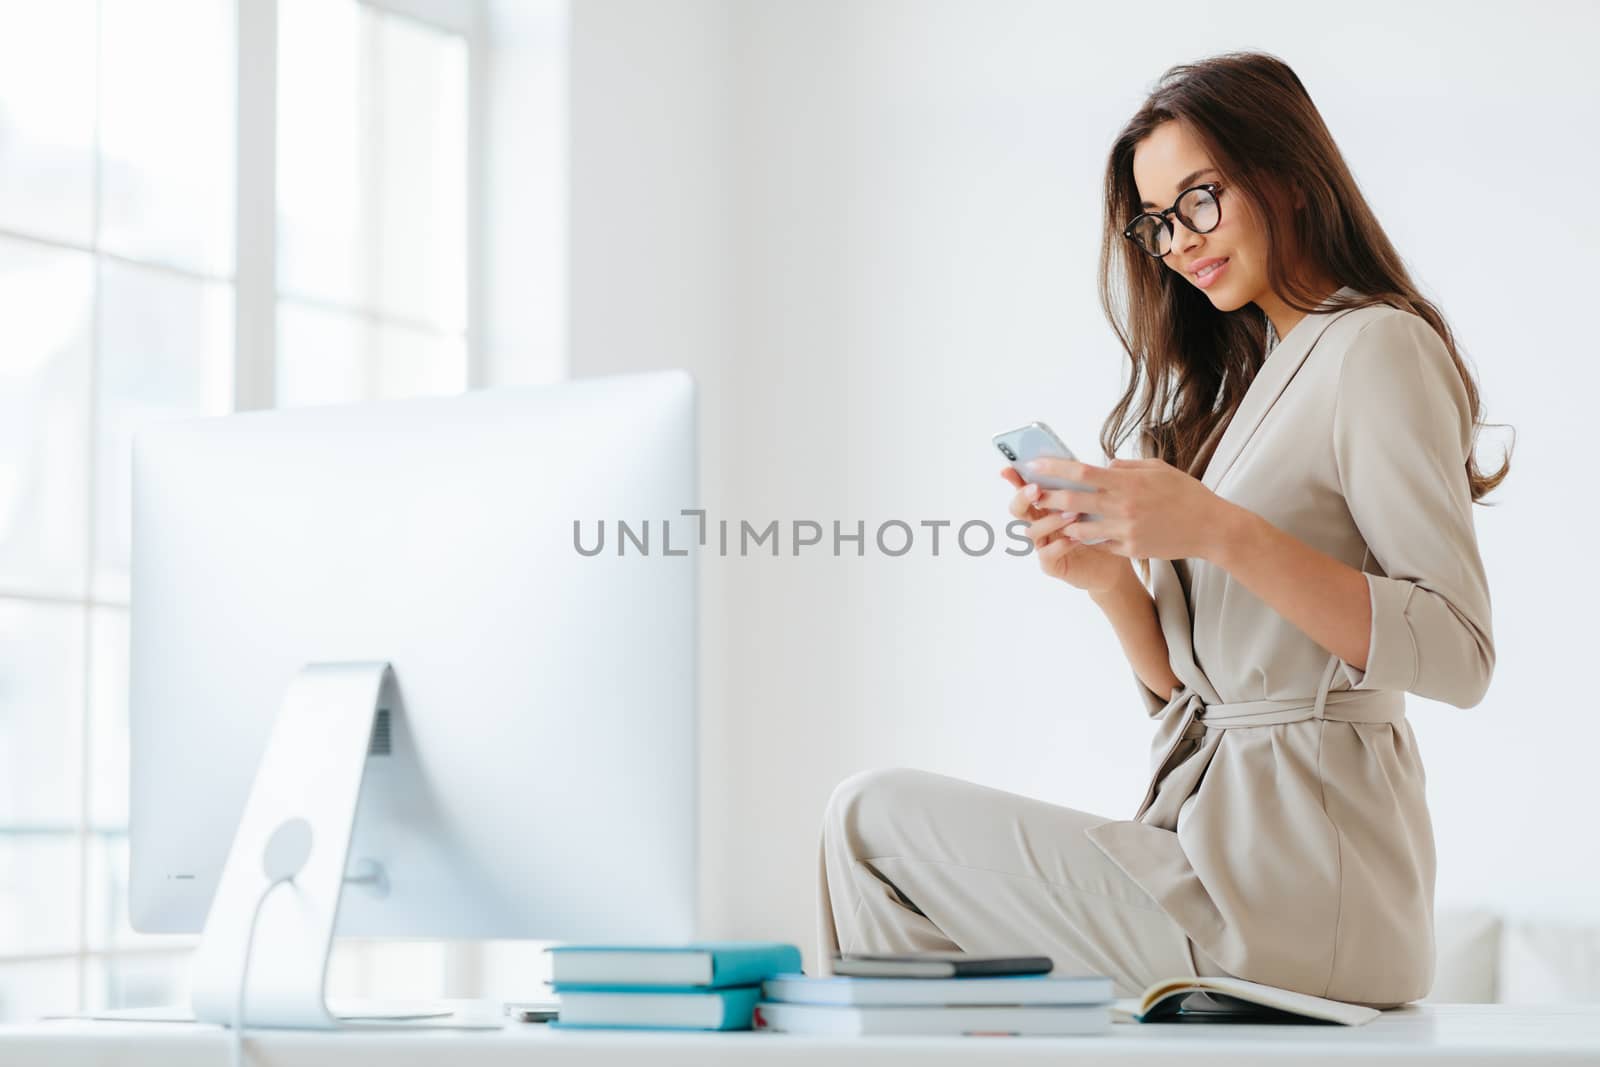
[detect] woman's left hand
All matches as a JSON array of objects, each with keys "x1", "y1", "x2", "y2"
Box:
[{"x1": 1020, "y1": 456, "x2": 1234, "y2": 561}]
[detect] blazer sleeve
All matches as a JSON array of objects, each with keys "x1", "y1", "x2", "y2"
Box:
[{"x1": 1330, "y1": 310, "x2": 1495, "y2": 708}]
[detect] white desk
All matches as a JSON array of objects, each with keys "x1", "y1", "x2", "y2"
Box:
[{"x1": 2, "y1": 1005, "x2": 1599, "y2": 1066}]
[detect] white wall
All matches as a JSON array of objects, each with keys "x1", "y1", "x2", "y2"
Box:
[
  {"x1": 557, "y1": 0, "x2": 1600, "y2": 975},
  {"x1": 564, "y1": 0, "x2": 740, "y2": 941}
]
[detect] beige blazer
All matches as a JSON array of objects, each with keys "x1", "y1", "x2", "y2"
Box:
[{"x1": 1083, "y1": 286, "x2": 1495, "y2": 1008}]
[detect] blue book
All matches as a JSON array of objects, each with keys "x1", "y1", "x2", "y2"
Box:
[
  {"x1": 550, "y1": 986, "x2": 763, "y2": 1031},
  {"x1": 547, "y1": 941, "x2": 802, "y2": 990}
]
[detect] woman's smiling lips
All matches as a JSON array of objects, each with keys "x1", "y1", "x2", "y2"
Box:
[{"x1": 1190, "y1": 256, "x2": 1229, "y2": 290}]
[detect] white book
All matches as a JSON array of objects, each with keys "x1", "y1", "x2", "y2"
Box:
[
  {"x1": 1114, "y1": 975, "x2": 1382, "y2": 1026},
  {"x1": 752, "y1": 1001, "x2": 1110, "y2": 1037},
  {"x1": 762, "y1": 973, "x2": 1113, "y2": 1007}
]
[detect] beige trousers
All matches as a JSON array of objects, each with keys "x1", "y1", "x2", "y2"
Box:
[{"x1": 816, "y1": 767, "x2": 1231, "y2": 998}]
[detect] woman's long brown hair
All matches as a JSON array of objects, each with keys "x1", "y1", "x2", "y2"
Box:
[{"x1": 1098, "y1": 51, "x2": 1511, "y2": 503}]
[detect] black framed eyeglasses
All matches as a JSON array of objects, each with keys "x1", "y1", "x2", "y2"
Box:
[{"x1": 1123, "y1": 182, "x2": 1224, "y2": 258}]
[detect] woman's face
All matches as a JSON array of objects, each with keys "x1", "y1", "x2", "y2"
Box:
[{"x1": 1130, "y1": 120, "x2": 1271, "y2": 314}]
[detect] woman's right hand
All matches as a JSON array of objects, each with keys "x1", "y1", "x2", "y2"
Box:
[{"x1": 1001, "y1": 467, "x2": 1130, "y2": 594}]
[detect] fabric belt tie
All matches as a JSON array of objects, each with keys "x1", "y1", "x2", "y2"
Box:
[
  {"x1": 1197, "y1": 687, "x2": 1405, "y2": 729},
  {"x1": 1132, "y1": 654, "x2": 1405, "y2": 822}
]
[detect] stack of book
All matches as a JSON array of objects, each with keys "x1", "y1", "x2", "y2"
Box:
[
  {"x1": 752, "y1": 953, "x2": 1114, "y2": 1036},
  {"x1": 545, "y1": 941, "x2": 803, "y2": 1031}
]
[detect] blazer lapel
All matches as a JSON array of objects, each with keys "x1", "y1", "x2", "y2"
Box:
[{"x1": 1199, "y1": 286, "x2": 1362, "y2": 494}]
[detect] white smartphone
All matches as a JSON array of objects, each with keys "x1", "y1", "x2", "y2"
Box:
[{"x1": 992, "y1": 421, "x2": 1108, "y2": 545}]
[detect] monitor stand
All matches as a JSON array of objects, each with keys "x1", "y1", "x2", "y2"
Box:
[{"x1": 187, "y1": 662, "x2": 498, "y2": 1030}]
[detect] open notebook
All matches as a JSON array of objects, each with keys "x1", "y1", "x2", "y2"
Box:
[{"x1": 1113, "y1": 976, "x2": 1382, "y2": 1026}]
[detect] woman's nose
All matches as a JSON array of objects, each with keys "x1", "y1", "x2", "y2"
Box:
[{"x1": 1170, "y1": 216, "x2": 1203, "y2": 256}]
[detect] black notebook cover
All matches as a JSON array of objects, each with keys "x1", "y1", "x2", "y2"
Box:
[{"x1": 832, "y1": 953, "x2": 1056, "y2": 978}]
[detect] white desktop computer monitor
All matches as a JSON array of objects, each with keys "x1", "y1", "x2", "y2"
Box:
[{"x1": 128, "y1": 370, "x2": 697, "y2": 1025}]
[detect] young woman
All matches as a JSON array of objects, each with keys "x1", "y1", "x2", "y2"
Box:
[{"x1": 816, "y1": 51, "x2": 1509, "y2": 1008}]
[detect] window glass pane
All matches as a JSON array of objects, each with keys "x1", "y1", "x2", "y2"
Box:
[
  {"x1": 277, "y1": 302, "x2": 465, "y2": 407},
  {"x1": 481, "y1": 939, "x2": 556, "y2": 1001},
  {"x1": 0, "y1": 0, "x2": 97, "y2": 245},
  {"x1": 89, "y1": 608, "x2": 129, "y2": 828},
  {"x1": 0, "y1": 958, "x2": 79, "y2": 1023},
  {"x1": 326, "y1": 940, "x2": 448, "y2": 1000},
  {"x1": 0, "y1": 836, "x2": 82, "y2": 958},
  {"x1": 375, "y1": 322, "x2": 467, "y2": 400},
  {"x1": 276, "y1": 301, "x2": 372, "y2": 407},
  {"x1": 0, "y1": 239, "x2": 93, "y2": 599},
  {"x1": 277, "y1": 0, "x2": 467, "y2": 333},
  {"x1": 87, "y1": 834, "x2": 131, "y2": 951},
  {"x1": 0, "y1": 600, "x2": 85, "y2": 826},
  {"x1": 374, "y1": 12, "x2": 467, "y2": 332},
  {"x1": 84, "y1": 950, "x2": 190, "y2": 1014},
  {"x1": 277, "y1": 0, "x2": 364, "y2": 309},
  {"x1": 94, "y1": 262, "x2": 234, "y2": 603},
  {"x1": 98, "y1": 0, "x2": 236, "y2": 276}
]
